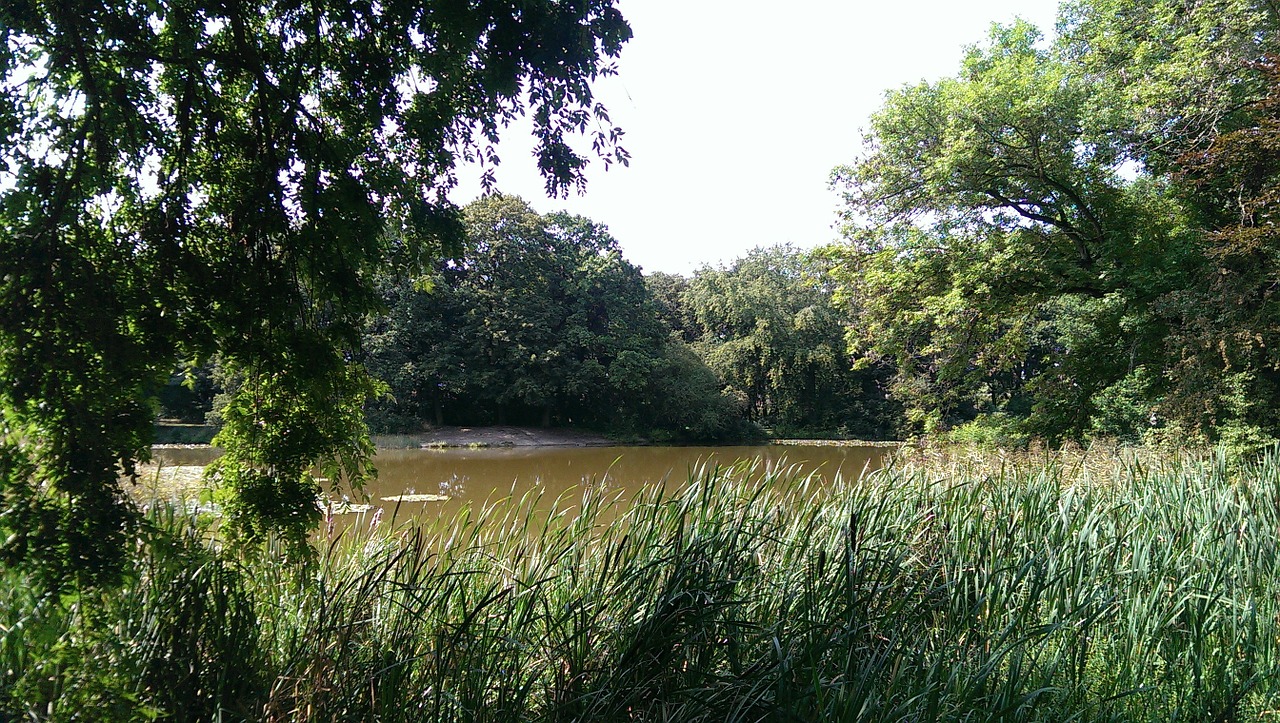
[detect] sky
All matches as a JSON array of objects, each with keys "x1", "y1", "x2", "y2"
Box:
[{"x1": 450, "y1": 0, "x2": 1063, "y2": 275}]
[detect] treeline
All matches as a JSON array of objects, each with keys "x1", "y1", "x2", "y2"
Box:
[
  {"x1": 826, "y1": 0, "x2": 1280, "y2": 450},
  {"x1": 648, "y1": 248, "x2": 896, "y2": 438},
  {"x1": 160, "y1": 197, "x2": 896, "y2": 442},
  {"x1": 358, "y1": 195, "x2": 896, "y2": 441},
  {"x1": 160, "y1": 0, "x2": 1280, "y2": 452},
  {"x1": 361, "y1": 195, "x2": 747, "y2": 441}
]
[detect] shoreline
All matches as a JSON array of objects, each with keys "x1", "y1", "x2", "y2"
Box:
[
  {"x1": 153, "y1": 424, "x2": 901, "y2": 452},
  {"x1": 372, "y1": 425, "x2": 618, "y2": 449}
]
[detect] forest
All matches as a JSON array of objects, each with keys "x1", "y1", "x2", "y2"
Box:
[
  {"x1": 155, "y1": 0, "x2": 1280, "y2": 455},
  {"x1": 333, "y1": 196, "x2": 895, "y2": 441},
  {"x1": 162, "y1": 196, "x2": 895, "y2": 442},
  {"x1": 4, "y1": 0, "x2": 1280, "y2": 719},
  {"x1": 829, "y1": 9, "x2": 1280, "y2": 453}
]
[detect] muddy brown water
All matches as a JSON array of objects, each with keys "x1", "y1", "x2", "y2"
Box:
[{"x1": 151, "y1": 443, "x2": 893, "y2": 522}]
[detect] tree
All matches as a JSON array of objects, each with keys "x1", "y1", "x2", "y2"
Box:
[
  {"x1": 645, "y1": 271, "x2": 699, "y2": 343},
  {"x1": 364, "y1": 195, "x2": 752, "y2": 441},
  {"x1": 1059, "y1": 0, "x2": 1278, "y2": 171},
  {"x1": 1155, "y1": 58, "x2": 1280, "y2": 446},
  {"x1": 829, "y1": 3, "x2": 1280, "y2": 443},
  {"x1": 829, "y1": 20, "x2": 1207, "y2": 440},
  {"x1": 0, "y1": 0, "x2": 630, "y2": 583},
  {"x1": 641, "y1": 341, "x2": 754, "y2": 442},
  {"x1": 682, "y1": 246, "x2": 891, "y2": 437},
  {"x1": 452, "y1": 195, "x2": 667, "y2": 429}
]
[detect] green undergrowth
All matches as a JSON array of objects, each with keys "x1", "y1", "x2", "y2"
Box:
[{"x1": 4, "y1": 450, "x2": 1280, "y2": 720}]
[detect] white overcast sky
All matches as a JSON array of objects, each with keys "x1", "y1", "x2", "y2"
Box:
[{"x1": 451, "y1": 0, "x2": 1063, "y2": 275}]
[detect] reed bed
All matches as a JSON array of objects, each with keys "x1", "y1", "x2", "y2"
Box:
[{"x1": 4, "y1": 449, "x2": 1280, "y2": 721}]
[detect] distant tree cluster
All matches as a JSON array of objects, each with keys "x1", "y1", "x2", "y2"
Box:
[
  {"x1": 363, "y1": 195, "x2": 752, "y2": 442},
  {"x1": 362, "y1": 202, "x2": 898, "y2": 442},
  {"x1": 652, "y1": 247, "x2": 899, "y2": 439},
  {"x1": 828, "y1": 0, "x2": 1280, "y2": 449}
]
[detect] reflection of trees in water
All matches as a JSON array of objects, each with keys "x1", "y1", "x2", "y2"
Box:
[{"x1": 151, "y1": 444, "x2": 889, "y2": 515}]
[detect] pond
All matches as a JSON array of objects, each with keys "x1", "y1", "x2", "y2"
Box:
[{"x1": 151, "y1": 443, "x2": 894, "y2": 521}]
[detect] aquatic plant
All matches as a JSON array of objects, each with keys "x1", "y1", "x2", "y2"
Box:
[{"x1": 3, "y1": 450, "x2": 1279, "y2": 720}]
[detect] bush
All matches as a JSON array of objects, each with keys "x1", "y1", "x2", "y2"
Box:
[{"x1": 942, "y1": 413, "x2": 1031, "y2": 448}]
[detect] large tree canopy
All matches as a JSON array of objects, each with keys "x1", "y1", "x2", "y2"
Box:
[
  {"x1": 0, "y1": 0, "x2": 629, "y2": 583},
  {"x1": 830, "y1": 3, "x2": 1280, "y2": 443},
  {"x1": 679, "y1": 246, "x2": 895, "y2": 438},
  {"x1": 364, "y1": 195, "x2": 749, "y2": 442}
]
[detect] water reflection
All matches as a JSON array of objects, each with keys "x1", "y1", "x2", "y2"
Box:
[{"x1": 152, "y1": 443, "x2": 891, "y2": 521}]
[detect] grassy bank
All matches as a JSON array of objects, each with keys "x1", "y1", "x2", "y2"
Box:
[{"x1": 4, "y1": 449, "x2": 1280, "y2": 720}]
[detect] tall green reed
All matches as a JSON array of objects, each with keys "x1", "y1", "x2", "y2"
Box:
[{"x1": 4, "y1": 449, "x2": 1280, "y2": 721}]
